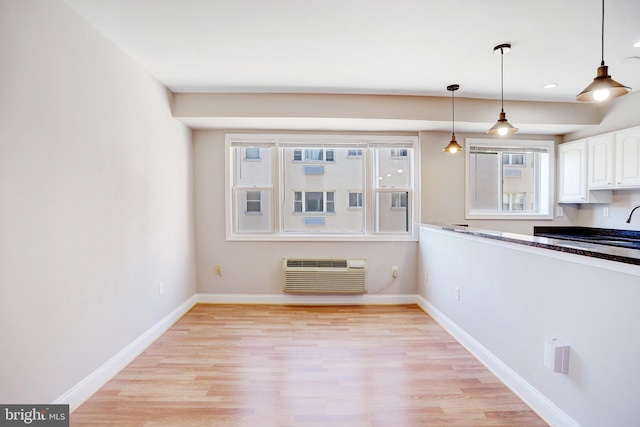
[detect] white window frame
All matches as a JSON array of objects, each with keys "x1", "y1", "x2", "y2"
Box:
[
  {"x1": 225, "y1": 134, "x2": 420, "y2": 241},
  {"x1": 465, "y1": 138, "x2": 554, "y2": 220}
]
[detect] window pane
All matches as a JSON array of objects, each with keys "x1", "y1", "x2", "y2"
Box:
[
  {"x1": 466, "y1": 140, "x2": 553, "y2": 219},
  {"x1": 375, "y1": 191, "x2": 409, "y2": 232},
  {"x1": 349, "y1": 192, "x2": 362, "y2": 207},
  {"x1": 245, "y1": 147, "x2": 260, "y2": 160},
  {"x1": 294, "y1": 191, "x2": 302, "y2": 212},
  {"x1": 305, "y1": 192, "x2": 324, "y2": 212},
  {"x1": 325, "y1": 150, "x2": 335, "y2": 162},
  {"x1": 246, "y1": 191, "x2": 261, "y2": 212},
  {"x1": 282, "y1": 147, "x2": 364, "y2": 233},
  {"x1": 468, "y1": 152, "x2": 500, "y2": 211},
  {"x1": 305, "y1": 149, "x2": 323, "y2": 161},
  {"x1": 234, "y1": 147, "x2": 271, "y2": 187},
  {"x1": 236, "y1": 190, "x2": 271, "y2": 233},
  {"x1": 375, "y1": 148, "x2": 411, "y2": 188},
  {"x1": 326, "y1": 191, "x2": 335, "y2": 213}
]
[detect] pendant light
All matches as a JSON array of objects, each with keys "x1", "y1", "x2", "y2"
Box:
[
  {"x1": 488, "y1": 43, "x2": 518, "y2": 136},
  {"x1": 443, "y1": 84, "x2": 463, "y2": 153},
  {"x1": 576, "y1": 0, "x2": 631, "y2": 102}
]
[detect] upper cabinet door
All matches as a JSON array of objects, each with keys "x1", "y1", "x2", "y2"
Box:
[
  {"x1": 615, "y1": 126, "x2": 640, "y2": 188},
  {"x1": 588, "y1": 133, "x2": 615, "y2": 189},
  {"x1": 558, "y1": 140, "x2": 588, "y2": 202}
]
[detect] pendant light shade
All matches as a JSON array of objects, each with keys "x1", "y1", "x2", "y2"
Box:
[
  {"x1": 488, "y1": 43, "x2": 518, "y2": 136},
  {"x1": 488, "y1": 111, "x2": 518, "y2": 136},
  {"x1": 576, "y1": 0, "x2": 631, "y2": 102},
  {"x1": 443, "y1": 84, "x2": 463, "y2": 153}
]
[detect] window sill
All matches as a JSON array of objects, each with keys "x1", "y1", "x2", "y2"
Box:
[
  {"x1": 226, "y1": 233, "x2": 418, "y2": 242},
  {"x1": 465, "y1": 212, "x2": 554, "y2": 220}
]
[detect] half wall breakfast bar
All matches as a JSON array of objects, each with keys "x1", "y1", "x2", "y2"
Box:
[{"x1": 417, "y1": 223, "x2": 640, "y2": 427}]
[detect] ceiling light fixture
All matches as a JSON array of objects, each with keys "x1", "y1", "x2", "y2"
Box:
[
  {"x1": 576, "y1": 0, "x2": 631, "y2": 102},
  {"x1": 443, "y1": 84, "x2": 464, "y2": 153},
  {"x1": 488, "y1": 43, "x2": 518, "y2": 136}
]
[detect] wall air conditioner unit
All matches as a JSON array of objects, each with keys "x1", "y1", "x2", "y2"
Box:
[{"x1": 282, "y1": 258, "x2": 367, "y2": 294}]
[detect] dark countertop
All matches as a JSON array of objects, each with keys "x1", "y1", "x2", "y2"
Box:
[
  {"x1": 533, "y1": 226, "x2": 640, "y2": 250},
  {"x1": 421, "y1": 223, "x2": 640, "y2": 266}
]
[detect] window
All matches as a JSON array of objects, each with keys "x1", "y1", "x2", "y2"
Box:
[
  {"x1": 349, "y1": 192, "x2": 363, "y2": 208},
  {"x1": 391, "y1": 149, "x2": 408, "y2": 157},
  {"x1": 227, "y1": 134, "x2": 419, "y2": 239},
  {"x1": 503, "y1": 153, "x2": 525, "y2": 166},
  {"x1": 294, "y1": 191, "x2": 335, "y2": 213},
  {"x1": 391, "y1": 192, "x2": 407, "y2": 208},
  {"x1": 246, "y1": 191, "x2": 261, "y2": 213},
  {"x1": 503, "y1": 192, "x2": 526, "y2": 211},
  {"x1": 465, "y1": 139, "x2": 554, "y2": 219},
  {"x1": 245, "y1": 147, "x2": 261, "y2": 160},
  {"x1": 293, "y1": 149, "x2": 335, "y2": 162}
]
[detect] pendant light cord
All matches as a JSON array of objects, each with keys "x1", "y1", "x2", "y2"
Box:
[
  {"x1": 500, "y1": 47, "x2": 505, "y2": 113},
  {"x1": 600, "y1": 0, "x2": 605, "y2": 66},
  {"x1": 451, "y1": 88, "x2": 455, "y2": 135}
]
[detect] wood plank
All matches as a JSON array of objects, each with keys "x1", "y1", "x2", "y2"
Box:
[{"x1": 71, "y1": 304, "x2": 548, "y2": 426}]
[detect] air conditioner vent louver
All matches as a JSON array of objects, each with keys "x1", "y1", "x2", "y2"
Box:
[
  {"x1": 286, "y1": 259, "x2": 348, "y2": 268},
  {"x1": 282, "y1": 258, "x2": 366, "y2": 294}
]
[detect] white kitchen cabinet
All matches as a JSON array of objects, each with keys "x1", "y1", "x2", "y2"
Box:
[
  {"x1": 588, "y1": 133, "x2": 615, "y2": 189},
  {"x1": 558, "y1": 139, "x2": 612, "y2": 203},
  {"x1": 615, "y1": 126, "x2": 640, "y2": 188}
]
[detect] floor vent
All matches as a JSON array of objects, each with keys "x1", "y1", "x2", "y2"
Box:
[{"x1": 282, "y1": 258, "x2": 367, "y2": 294}]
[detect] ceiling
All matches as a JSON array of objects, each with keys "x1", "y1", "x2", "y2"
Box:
[{"x1": 63, "y1": 0, "x2": 640, "y2": 132}]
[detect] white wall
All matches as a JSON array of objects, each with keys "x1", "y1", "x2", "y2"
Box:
[
  {"x1": 0, "y1": 0, "x2": 196, "y2": 404},
  {"x1": 418, "y1": 226, "x2": 640, "y2": 427},
  {"x1": 193, "y1": 130, "x2": 417, "y2": 295}
]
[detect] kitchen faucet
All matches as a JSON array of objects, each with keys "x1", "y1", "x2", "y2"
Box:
[{"x1": 625, "y1": 205, "x2": 640, "y2": 223}]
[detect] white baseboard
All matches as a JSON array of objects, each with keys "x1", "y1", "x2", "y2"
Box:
[
  {"x1": 415, "y1": 295, "x2": 580, "y2": 427},
  {"x1": 196, "y1": 292, "x2": 418, "y2": 305},
  {"x1": 56, "y1": 295, "x2": 198, "y2": 412}
]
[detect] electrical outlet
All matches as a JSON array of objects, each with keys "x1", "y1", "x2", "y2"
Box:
[
  {"x1": 424, "y1": 269, "x2": 429, "y2": 282},
  {"x1": 556, "y1": 206, "x2": 564, "y2": 217},
  {"x1": 603, "y1": 207, "x2": 610, "y2": 217},
  {"x1": 455, "y1": 287, "x2": 461, "y2": 301},
  {"x1": 215, "y1": 265, "x2": 222, "y2": 277},
  {"x1": 159, "y1": 281, "x2": 164, "y2": 295},
  {"x1": 392, "y1": 266, "x2": 399, "y2": 278}
]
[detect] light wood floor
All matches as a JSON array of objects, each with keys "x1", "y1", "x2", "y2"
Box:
[{"x1": 71, "y1": 304, "x2": 548, "y2": 426}]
